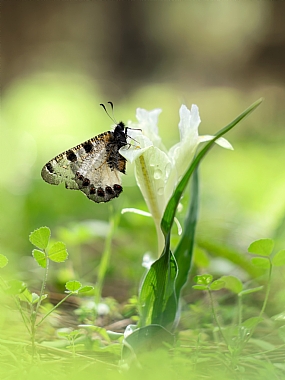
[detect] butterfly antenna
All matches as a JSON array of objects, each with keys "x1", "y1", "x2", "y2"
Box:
[
  {"x1": 108, "y1": 101, "x2": 117, "y2": 124},
  {"x1": 100, "y1": 102, "x2": 116, "y2": 123}
]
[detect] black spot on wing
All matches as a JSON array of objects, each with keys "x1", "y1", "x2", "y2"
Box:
[
  {"x1": 82, "y1": 140, "x2": 93, "y2": 153},
  {"x1": 105, "y1": 186, "x2": 114, "y2": 196},
  {"x1": 46, "y1": 162, "x2": 54, "y2": 173},
  {"x1": 97, "y1": 187, "x2": 105, "y2": 197},
  {"x1": 113, "y1": 184, "x2": 123, "y2": 196},
  {"x1": 82, "y1": 178, "x2": 90, "y2": 187},
  {"x1": 66, "y1": 150, "x2": 77, "y2": 162}
]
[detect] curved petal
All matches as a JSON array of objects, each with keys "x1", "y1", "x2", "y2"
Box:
[
  {"x1": 120, "y1": 130, "x2": 153, "y2": 163},
  {"x1": 178, "y1": 104, "x2": 200, "y2": 142},
  {"x1": 136, "y1": 108, "x2": 163, "y2": 148},
  {"x1": 199, "y1": 135, "x2": 234, "y2": 150}
]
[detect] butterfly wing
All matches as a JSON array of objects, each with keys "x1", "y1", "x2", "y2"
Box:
[{"x1": 41, "y1": 131, "x2": 126, "y2": 203}]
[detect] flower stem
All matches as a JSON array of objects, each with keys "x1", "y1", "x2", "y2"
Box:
[{"x1": 138, "y1": 155, "x2": 164, "y2": 255}]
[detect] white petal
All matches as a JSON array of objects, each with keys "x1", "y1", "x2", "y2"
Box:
[
  {"x1": 199, "y1": 135, "x2": 234, "y2": 150},
  {"x1": 121, "y1": 208, "x2": 152, "y2": 217},
  {"x1": 178, "y1": 104, "x2": 200, "y2": 141},
  {"x1": 134, "y1": 146, "x2": 172, "y2": 221},
  {"x1": 136, "y1": 108, "x2": 161, "y2": 135},
  {"x1": 120, "y1": 130, "x2": 153, "y2": 163},
  {"x1": 174, "y1": 217, "x2": 182, "y2": 235},
  {"x1": 136, "y1": 108, "x2": 162, "y2": 147}
]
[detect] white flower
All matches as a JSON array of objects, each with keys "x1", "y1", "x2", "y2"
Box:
[{"x1": 120, "y1": 104, "x2": 233, "y2": 255}]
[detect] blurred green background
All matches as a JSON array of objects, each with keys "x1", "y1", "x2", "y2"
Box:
[{"x1": 2, "y1": 1, "x2": 285, "y2": 301}]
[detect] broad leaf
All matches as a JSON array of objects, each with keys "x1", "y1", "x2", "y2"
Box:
[
  {"x1": 210, "y1": 280, "x2": 225, "y2": 291},
  {"x1": 192, "y1": 284, "x2": 208, "y2": 290},
  {"x1": 48, "y1": 242, "x2": 68, "y2": 262},
  {"x1": 32, "y1": 249, "x2": 47, "y2": 268},
  {"x1": 17, "y1": 288, "x2": 33, "y2": 302},
  {"x1": 6, "y1": 280, "x2": 27, "y2": 296},
  {"x1": 220, "y1": 275, "x2": 243, "y2": 294},
  {"x1": 0, "y1": 254, "x2": 8, "y2": 268},
  {"x1": 31, "y1": 292, "x2": 47, "y2": 304},
  {"x1": 29, "y1": 227, "x2": 51, "y2": 250},
  {"x1": 248, "y1": 238, "x2": 274, "y2": 257},
  {"x1": 65, "y1": 280, "x2": 82, "y2": 292},
  {"x1": 139, "y1": 248, "x2": 177, "y2": 327},
  {"x1": 251, "y1": 257, "x2": 270, "y2": 269},
  {"x1": 78, "y1": 286, "x2": 94, "y2": 293},
  {"x1": 122, "y1": 324, "x2": 174, "y2": 361},
  {"x1": 194, "y1": 274, "x2": 213, "y2": 285},
  {"x1": 272, "y1": 249, "x2": 285, "y2": 267},
  {"x1": 242, "y1": 317, "x2": 263, "y2": 329}
]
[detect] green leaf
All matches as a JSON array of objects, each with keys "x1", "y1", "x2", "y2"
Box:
[
  {"x1": 32, "y1": 249, "x2": 47, "y2": 268},
  {"x1": 6, "y1": 280, "x2": 27, "y2": 295},
  {"x1": 65, "y1": 280, "x2": 82, "y2": 292},
  {"x1": 122, "y1": 324, "x2": 174, "y2": 361},
  {"x1": 29, "y1": 227, "x2": 51, "y2": 250},
  {"x1": 17, "y1": 288, "x2": 33, "y2": 302},
  {"x1": 139, "y1": 252, "x2": 177, "y2": 327},
  {"x1": 251, "y1": 257, "x2": 270, "y2": 269},
  {"x1": 78, "y1": 286, "x2": 94, "y2": 293},
  {"x1": 272, "y1": 249, "x2": 285, "y2": 267},
  {"x1": 193, "y1": 274, "x2": 213, "y2": 285},
  {"x1": 161, "y1": 98, "x2": 263, "y2": 237},
  {"x1": 31, "y1": 293, "x2": 47, "y2": 304},
  {"x1": 210, "y1": 280, "x2": 225, "y2": 291},
  {"x1": 248, "y1": 238, "x2": 274, "y2": 256},
  {"x1": 192, "y1": 284, "x2": 208, "y2": 290},
  {"x1": 272, "y1": 311, "x2": 285, "y2": 321},
  {"x1": 220, "y1": 275, "x2": 243, "y2": 294},
  {"x1": 0, "y1": 254, "x2": 8, "y2": 268},
  {"x1": 48, "y1": 242, "x2": 68, "y2": 262},
  {"x1": 106, "y1": 330, "x2": 124, "y2": 340},
  {"x1": 278, "y1": 325, "x2": 285, "y2": 342},
  {"x1": 174, "y1": 168, "x2": 199, "y2": 299},
  {"x1": 238, "y1": 286, "x2": 263, "y2": 296},
  {"x1": 242, "y1": 317, "x2": 263, "y2": 329}
]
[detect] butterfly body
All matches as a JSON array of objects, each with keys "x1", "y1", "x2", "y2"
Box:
[{"x1": 41, "y1": 122, "x2": 128, "y2": 203}]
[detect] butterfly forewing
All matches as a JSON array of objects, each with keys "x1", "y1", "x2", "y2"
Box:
[{"x1": 41, "y1": 124, "x2": 127, "y2": 203}]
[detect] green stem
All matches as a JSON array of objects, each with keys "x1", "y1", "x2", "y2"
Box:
[
  {"x1": 244, "y1": 260, "x2": 272, "y2": 345},
  {"x1": 208, "y1": 288, "x2": 229, "y2": 347},
  {"x1": 138, "y1": 155, "x2": 164, "y2": 256},
  {"x1": 31, "y1": 251, "x2": 49, "y2": 356},
  {"x1": 259, "y1": 261, "x2": 272, "y2": 318},
  {"x1": 36, "y1": 293, "x2": 73, "y2": 326},
  {"x1": 14, "y1": 296, "x2": 31, "y2": 335},
  {"x1": 94, "y1": 209, "x2": 118, "y2": 319}
]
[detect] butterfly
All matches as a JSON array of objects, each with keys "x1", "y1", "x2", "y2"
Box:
[{"x1": 41, "y1": 104, "x2": 129, "y2": 203}]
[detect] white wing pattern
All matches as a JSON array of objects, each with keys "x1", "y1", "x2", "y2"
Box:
[{"x1": 41, "y1": 122, "x2": 128, "y2": 203}]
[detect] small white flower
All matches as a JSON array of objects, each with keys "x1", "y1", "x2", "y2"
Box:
[{"x1": 120, "y1": 104, "x2": 233, "y2": 255}]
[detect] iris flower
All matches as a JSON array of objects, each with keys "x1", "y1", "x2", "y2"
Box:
[{"x1": 120, "y1": 104, "x2": 233, "y2": 256}]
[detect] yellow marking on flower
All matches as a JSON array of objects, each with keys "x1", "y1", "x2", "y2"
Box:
[{"x1": 139, "y1": 154, "x2": 161, "y2": 222}]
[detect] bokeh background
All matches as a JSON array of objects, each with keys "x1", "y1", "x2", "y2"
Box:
[{"x1": 2, "y1": 1, "x2": 285, "y2": 301}]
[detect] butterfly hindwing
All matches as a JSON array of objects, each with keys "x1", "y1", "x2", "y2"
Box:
[{"x1": 41, "y1": 123, "x2": 127, "y2": 203}]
